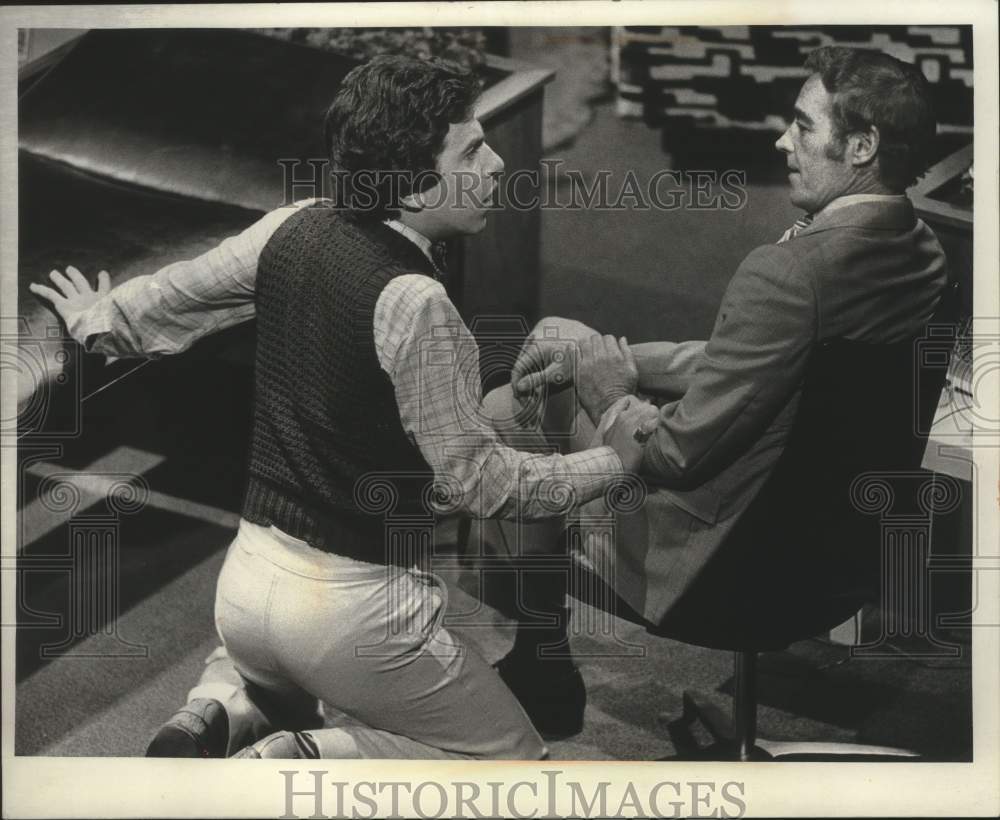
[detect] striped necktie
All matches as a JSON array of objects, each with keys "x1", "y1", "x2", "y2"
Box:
[
  {"x1": 430, "y1": 242, "x2": 448, "y2": 279},
  {"x1": 777, "y1": 214, "x2": 814, "y2": 244}
]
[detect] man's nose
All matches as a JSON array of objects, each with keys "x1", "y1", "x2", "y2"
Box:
[
  {"x1": 485, "y1": 143, "x2": 505, "y2": 176},
  {"x1": 775, "y1": 128, "x2": 792, "y2": 154}
]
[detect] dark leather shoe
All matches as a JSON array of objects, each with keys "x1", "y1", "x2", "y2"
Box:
[
  {"x1": 231, "y1": 730, "x2": 321, "y2": 759},
  {"x1": 146, "y1": 698, "x2": 229, "y2": 758},
  {"x1": 494, "y1": 651, "x2": 586, "y2": 740}
]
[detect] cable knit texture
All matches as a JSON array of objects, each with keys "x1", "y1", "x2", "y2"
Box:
[{"x1": 242, "y1": 205, "x2": 436, "y2": 562}]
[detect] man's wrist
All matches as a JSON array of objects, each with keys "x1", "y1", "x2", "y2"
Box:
[
  {"x1": 603, "y1": 446, "x2": 626, "y2": 478},
  {"x1": 63, "y1": 299, "x2": 102, "y2": 341},
  {"x1": 64, "y1": 314, "x2": 89, "y2": 346},
  {"x1": 597, "y1": 388, "x2": 629, "y2": 418},
  {"x1": 583, "y1": 387, "x2": 629, "y2": 428}
]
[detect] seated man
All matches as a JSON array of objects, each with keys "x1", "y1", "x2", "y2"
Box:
[
  {"x1": 503, "y1": 45, "x2": 948, "y2": 630},
  {"x1": 31, "y1": 54, "x2": 657, "y2": 759}
]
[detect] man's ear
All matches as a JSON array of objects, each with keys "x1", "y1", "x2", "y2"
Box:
[{"x1": 849, "y1": 125, "x2": 880, "y2": 167}]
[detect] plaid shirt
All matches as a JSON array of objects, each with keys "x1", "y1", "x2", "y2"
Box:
[{"x1": 75, "y1": 203, "x2": 623, "y2": 519}]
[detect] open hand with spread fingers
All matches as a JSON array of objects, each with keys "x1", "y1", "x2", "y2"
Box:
[{"x1": 29, "y1": 266, "x2": 111, "y2": 342}]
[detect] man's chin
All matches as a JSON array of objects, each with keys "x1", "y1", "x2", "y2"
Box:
[
  {"x1": 787, "y1": 191, "x2": 811, "y2": 211},
  {"x1": 468, "y1": 213, "x2": 490, "y2": 234},
  {"x1": 450, "y1": 223, "x2": 488, "y2": 240}
]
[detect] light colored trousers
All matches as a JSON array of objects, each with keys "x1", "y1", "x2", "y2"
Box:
[
  {"x1": 193, "y1": 519, "x2": 547, "y2": 759},
  {"x1": 189, "y1": 348, "x2": 599, "y2": 760}
]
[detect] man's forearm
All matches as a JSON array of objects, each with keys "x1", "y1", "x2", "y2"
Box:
[
  {"x1": 75, "y1": 267, "x2": 255, "y2": 358},
  {"x1": 65, "y1": 203, "x2": 310, "y2": 358},
  {"x1": 632, "y1": 340, "x2": 707, "y2": 397}
]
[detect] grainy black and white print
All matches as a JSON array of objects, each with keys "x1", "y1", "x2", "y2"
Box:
[{"x1": 2, "y1": 3, "x2": 998, "y2": 819}]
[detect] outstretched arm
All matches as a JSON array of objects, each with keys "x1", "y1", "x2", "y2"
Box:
[
  {"x1": 376, "y1": 279, "x2": 655, "y2": 520},
  {"x1": 509, "y1": 317, "x2": 708, "y2": 401},
  {"x1": 28, "y1": 202, "x2": 312, "y2": 358}
]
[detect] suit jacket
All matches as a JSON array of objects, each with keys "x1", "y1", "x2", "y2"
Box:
[{"x1": 581, "y1": 196, "x2": 948, "y2": 626}]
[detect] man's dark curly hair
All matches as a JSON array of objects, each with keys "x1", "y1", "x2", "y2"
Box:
[
  {"x1": 324, "y1": 54, "x2": 482, "y2": 218},
  {"x1": 805, "y1": 46, "x2": 937, "y2": 192}
]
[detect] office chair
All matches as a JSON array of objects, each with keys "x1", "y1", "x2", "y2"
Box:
[{"x1": 641, "y1": 286, "x2": 960, "y2": 760}]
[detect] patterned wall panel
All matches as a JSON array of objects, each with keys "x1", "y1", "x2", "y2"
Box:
[{"x1": 613, "y1": 26, "x2": 973, "y2": 156}]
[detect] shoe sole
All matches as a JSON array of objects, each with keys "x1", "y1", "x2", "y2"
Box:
[{"x1": 146, "y1": 725, "x2": 214, "y2": 758}]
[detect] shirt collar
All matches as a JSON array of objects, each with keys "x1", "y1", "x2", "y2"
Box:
[
  {"x1": 814, "y1": 192, "x2": 908, "y2": 219},
  {"x1": 383, "y1": 219, "x2": 434, "y2": 264}
]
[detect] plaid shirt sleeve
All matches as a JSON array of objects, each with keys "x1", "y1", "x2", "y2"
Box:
[
  {"x1": 73, "y1": 201, "x2": 316, "y2": 358},
  {"x1": 374, "y1": 275, "x2": 624, "y2": 519}
]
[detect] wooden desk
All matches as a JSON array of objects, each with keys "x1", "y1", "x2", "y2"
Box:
[
  {"x1": 17, "y1": 30, "x2": 554, "y2": 424},
  {"x1": 453, "y1": 57, "x2": 554, "y2": 387}
]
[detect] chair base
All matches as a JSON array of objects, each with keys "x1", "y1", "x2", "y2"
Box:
[{"x1": 662, "y1": 690, "x2": 920, "y2": 761}]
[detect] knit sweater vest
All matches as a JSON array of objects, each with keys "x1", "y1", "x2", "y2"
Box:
[{"x1": 242, "y1": 206, "x2": 437, "y2": 562}]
